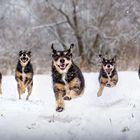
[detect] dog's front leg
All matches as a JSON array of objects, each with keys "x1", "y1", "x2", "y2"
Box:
[
  {"x1": 26, "y1": 81, "x2": 33, "y2": 100},
  {"x1": 97, "y1": 77, "x2": 107, "y2": 97},
  {"x1": 97, "y1": 84, "x2": 105, "y2": 97},
  {"x1": 17, "y1": 83, "x2": 23, "y2": 99},
  {"x1": 64, "y1": 78, "x2": 81, "y2": 100},
  {"x1": 110, "y1": 75, "x2": 118, "y2": 87},
  {"x1": 0, "y1": 81, "x2": 2, "y2": 95},
  {"x1": 54, "y1": 83, "x2": 65, "y2": 112}
]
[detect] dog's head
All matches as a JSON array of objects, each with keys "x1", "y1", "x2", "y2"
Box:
[
  {"x1": 99, "y1": 54, "x2": 116, "y2": 76},
  {"x1": 51, "y1": 44, "x2": 74, "y2": 74},
  {"x1": 18, "y1": 50, "x2": 31, "y2": 66}
]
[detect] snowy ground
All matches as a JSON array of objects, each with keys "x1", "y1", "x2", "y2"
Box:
[{"x1": 0, "y1": 72, "x2": 140, "y2": 140}]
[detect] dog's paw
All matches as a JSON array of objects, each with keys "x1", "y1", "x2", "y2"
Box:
[
  {"x1": 56, "y1": 107, "x2": 64, "y2": 112},
  {"x1": 106, "y1": 83, "x2": 111, "y2": 87},
  {"x1": 97, "y1": 92, "x2": 102, "y2": 97},
  {"x1": 64, "y1": 96, "x2": 72, "y2": 101}
]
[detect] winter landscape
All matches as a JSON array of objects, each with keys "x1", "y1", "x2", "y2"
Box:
[
  {"x1": 0, "y1": 0, "x2": 140, "y2": 140},
  {"x1": 0, "y1": 72, "x2": 139, "y2": 140}
]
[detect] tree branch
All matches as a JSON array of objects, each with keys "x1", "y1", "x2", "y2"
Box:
[
  {"x1": 47, "y1": 1, "x2": 75, "y2": 30},
  {"x1": 31, "y1": 20, "x2": 67, "y2": 30}
]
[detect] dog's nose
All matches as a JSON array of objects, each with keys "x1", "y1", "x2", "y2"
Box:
[
  {"x1": 60, "y1": 59, "x2": 65, "y2": 63},
  {"x1": 107, "y1": 64, "x2": 110, "y2": 68}
]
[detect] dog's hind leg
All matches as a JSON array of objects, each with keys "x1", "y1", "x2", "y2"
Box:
[
  {"x1": 26, "y1": 81, "x2": 33, "y2": 100},
  {"x1": 54, "y1": 83, "x2": 65, "y2": 112}
]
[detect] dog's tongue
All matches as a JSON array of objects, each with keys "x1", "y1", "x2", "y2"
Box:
[
  {"x1": 60, "y1": 64, "x2": 65, "y2": 70},
  {"x1": 106, "y1": 68, "x2": 112, "y2": 74}
]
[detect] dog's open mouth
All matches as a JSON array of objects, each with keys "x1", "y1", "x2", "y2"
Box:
[
  {"x1": 58, "y1": 64, "x2": 68, "y2": 70},
  {"x1": 21, "y1": 58, "x2": 29, "y2": 63},
  {"x1": 105, "y1": 68, "x2": 112, "y2": 75}
]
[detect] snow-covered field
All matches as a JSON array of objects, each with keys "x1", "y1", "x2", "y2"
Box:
[{"x1": 0, "y1": 72, "x2": 140, "y2": 140}]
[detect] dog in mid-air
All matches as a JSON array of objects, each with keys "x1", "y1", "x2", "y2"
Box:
[
  {"x1": 0, "y1": 72, "x2": 2, "y2": 95},
  {"x1": 97, "y1": 54, "x2": 118, "y2": 97},
  {"x1": 51, "y1": 44, "x2": 85, "y2": 112},
  {"x1": 138, "y1": 66, "x2": 140, "y2": 79},
  {"x1": 15, "y1": 50, "x2": 33, "y2": 100}
]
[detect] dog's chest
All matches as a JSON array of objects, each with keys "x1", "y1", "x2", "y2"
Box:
[
  {"x1": 62, "y1": 74, "x2": 70, "y2": 92},
  {"x1": 22, "y1": 67, "x2": 26, "y2": 82}
]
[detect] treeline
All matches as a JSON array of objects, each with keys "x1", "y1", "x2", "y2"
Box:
[{"x1": 0, "y1": 0, "x2": 140, "y2": 74}]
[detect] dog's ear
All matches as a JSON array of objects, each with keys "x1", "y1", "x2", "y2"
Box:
[
  {"x1": 19, "y1": 50, "x2": 22, "y2": 56},
  {"x1": 99, "y1": 54, "x2": 102, "y2": 58},
  {"x1": 112, "y1": 55, "x2": 117, "y2": 62},
  {"x1": 28, "y1": 51, "x2": 31, "y2": 57},
  {"x1": 67, "y1": 43, "x2": 74, "y2": 54},
  {"x1": 51, "y1": 44, "x2": 57, "y2": 54},
  {"x1": 70, "y1": 43, "x2": 74, "y2": 49},
  {"x1": 102, "y1": 58, "x2": 106, "y2": 62},
  {"x1": 99, "y1": 54, "x2": 105, "y2": 62}
]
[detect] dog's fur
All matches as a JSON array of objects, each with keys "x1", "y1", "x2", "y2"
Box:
[
  {"x1": 0, "y1": 72, "x2": 2, "y2": 94},
  {"x1": 138, "y1": 66, "x2": 140, "y2": 78},
  {"x1": 97, "y1": 55, "x2": 118, "y2": 97},
  {"x1": 51, "y1": 44, "x2": 85, "y2": 112},
  {"x1": 15, "y1": 50, "x2": 33, "y2": 100}
]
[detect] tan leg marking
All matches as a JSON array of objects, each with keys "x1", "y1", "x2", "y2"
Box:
[
  {"x1": 97, "y1": 77, "x2": 107, "y2": 97},
  {"x1": 97, "y1": 84, "x2": 105, "y2": 97},
  {"x1": 16, "y1": 71, "x2": 33, "y2": 99},
  {"x1": 26, "y1": 82, "x2": 33, "y2": 100},
  {"x1": 64, "y1": 78, "x2": 83, "y2": 99},
  {"x1": 0, "y1": 82, "x2": 2, "y2": 95},
  {"x1": 109, "y1": 75, "x2": 118, "y2": 87},
  {"x1": 54, "y1": 83, "x2": 65, "y2": 110}
]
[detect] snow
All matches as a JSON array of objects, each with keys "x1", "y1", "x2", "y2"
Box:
[{"x1": 0, "y1": 71, "x2": 140, "y2": 140}]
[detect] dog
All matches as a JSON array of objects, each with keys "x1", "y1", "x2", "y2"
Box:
[
  {"x1": 15, "y1": 50, "x2": 33, "y2": 100},
  {"x1": 138, "y1": 65, "x2": 140, "y2": 78},
  {"x1": 51, "y1": 44, "x2": 85, "y2": 112},
  {"x1": 0, "y1": 72, "x2": 2, "y2": 94},
  {"x1": 97, "y1": 54, "x2": 118, "y2": 97}
]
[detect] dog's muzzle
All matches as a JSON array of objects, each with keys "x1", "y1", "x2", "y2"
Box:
[
  {"x1": 20, "y1": 57, "x2": 29, "y2": 63},
  {"x1": 57, "y1": 63, "x2": 68, "y2": 70},
  {"x1": 105, "y1": 68, "x2": 112, "y2": 75}
]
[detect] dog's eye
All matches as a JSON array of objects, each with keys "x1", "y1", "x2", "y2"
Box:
[
  {"x1": 52, "y1": 54, "x2": 59, "y2": 61},
  {"x1": 65, "y1": 54, "x2": 72, "y2": 60},
  {"x1": 67, "y1": 53, "x2": 72, "y2": 57}
]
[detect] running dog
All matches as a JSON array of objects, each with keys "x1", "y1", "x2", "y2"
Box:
[
  {"x1": 0, "y1": 72, "x2": 2, "y2": 94},
  {"x1": 97, "y1": 54, "x2": 118, "y2": 97},
  {"x1": 51, "y1": 44, "x2": 85, "y2": 112},
  {"x1": 15, "y1": 50, "x2": 33, "y2": 100},
  {"x1": 139, "y1": 66, "x2": 140, "y2": 79}
]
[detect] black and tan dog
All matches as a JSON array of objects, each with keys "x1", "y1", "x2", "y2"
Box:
[
  {"x1": 0, "y1": 72, "x2": 2, "y2": 95},
  {"x1": 138, "y1": 65, "x2": 140, "y2": 79},
  {"x1": 15, "y1": 50, "x2": 33, "y2": 100},
  {"x1": 51, "y1": 44, "x2": 85, "y2": 112},
  {"x1": 97, "y1": 55, "x2": 118, "y2": 97}
]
